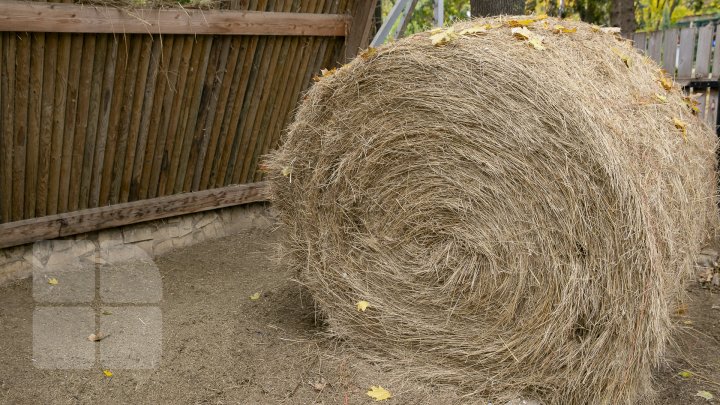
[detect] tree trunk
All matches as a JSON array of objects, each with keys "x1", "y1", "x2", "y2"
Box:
[
  {"x1": 610, "y1": 0, "x2": 636, "y2": 38},
  {"x1": 470, "y1": 0, "x2": 525, "y2": 17}
]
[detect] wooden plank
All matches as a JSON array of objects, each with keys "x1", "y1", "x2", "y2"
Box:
[
  {"x1": 57, "y1": 33, "x2": 83, "y2": 213},
  {"x1": 68, "y1": 34, "x2": 95, "y2": 211},
  {"x1": 13, "y1": 33, "x2": 30, "y2": 222},
  {"x1": 0, "y1": 182, "x2": 270, "y2": 250},
  {"x1": 23, "y1": 33, "x2": 43, "y2": 220},
  {"x1": 0, "y1": 34, "x2": 15, "y2": 223},
  {"x1": 36, "y1": 32, "x2": 57, "y2": 217},
  {"x1": 695, "y1": 24, "x2": 714, "y2": 79},
  {"x1": 707, "y1": 89, "x2": 718, "y2": 127},
  {"x1": 90, "y1": 36, "x2": 119, "y2": 208},
  {"x1": 713, "y1": 25, "x2": 720, "y2": 79},
  {"x1": 662, "y1": 28, "x2": 678, "y2": 76},
  {"x1": 46, "y1": 32, "x2": 71, "y2": 215},
  {"x1": 118, "y1": 35, "x2": 154, "y2": 203},
  {"x1": 346, "y1": 0, "x2": 378, "y2": 60},
  {"x1": 79, "y1": 34, "x2": 108, "y2": 209},
  {"x1": 0, "y1": 1, "x2": 350, "y2": 36},
  {"x1": 633, "y1": 32, "x2": 646, "y2": 52},
  {"x1": 676, "y1": 27, "x2": 696, "y2": 82},
  {"x1": 648, "y1": 30, "x2": 663, "y2": 65},
  {"x1": 0, "y1": 34, "x2": 4, "y2": 223}
]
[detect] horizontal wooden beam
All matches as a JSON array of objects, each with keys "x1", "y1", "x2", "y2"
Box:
[
  {"x1": 0, "y1": 182, "x2": 270, "y2": 249},
  {"x1": 0, "y1": 1, "x2": 350, "y2": 36}
]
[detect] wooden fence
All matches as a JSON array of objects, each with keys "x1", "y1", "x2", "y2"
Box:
[
  {"x1": 0, "y1": 0, "x2": 377, "y2": 235},
  {"x1": 633, "y1": 24, "x2": 720, "y2": 127}
]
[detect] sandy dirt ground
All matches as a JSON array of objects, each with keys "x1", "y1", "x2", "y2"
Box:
[{"x1": 0, "y1": 218, "x2": 718, "y2": 404}]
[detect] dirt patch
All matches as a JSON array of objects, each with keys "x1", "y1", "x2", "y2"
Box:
[{"x1": 0, "y1": 223, "x2": 718, "y2": 404}]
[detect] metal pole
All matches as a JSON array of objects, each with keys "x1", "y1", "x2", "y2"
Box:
[
  {"x1": 434, "y1": 0, "x2": 444, "y2": 27},
  {"x1": 371, "y1": 0, "x2": 413, "y2": 47}
]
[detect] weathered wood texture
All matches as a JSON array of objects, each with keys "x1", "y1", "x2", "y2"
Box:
[
  {"x1": 0, "y1": 1, "x2": 350, "y2": 36},
  {"x1": 0, "y1": 182, "x2": 270, "y2": 249},
  {"x1": 0, "y1": 0, "x2": 377, "y2": 227}
]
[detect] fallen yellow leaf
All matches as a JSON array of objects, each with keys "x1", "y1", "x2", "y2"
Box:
[
  {"x1": 458, "y1": 25, "x2": 488, "y2": 36},
  {"x1": 357, "y1": 300, "x2": 370, "y2": 312},
  {"x1": 103, "y1": 369, "x2": 113, "y2": 377},
  {"x1": 367, "y1": 385, "x2": 392, "y2": 401},
  {"x1": 696, "y1": 390, "x2": 714, "y2": 400},
  {"x1": 281, "y1": 166, "x2": 292, "y2": 177},
  {"x1": 534, "y1": 14, "x2": 549, "y2": 20},
  {"x1": 48, "y1": 278, "x2": 58, "y2": 285},
  {"x1": 684, "y1": 95, "x2": 700, "y2": 115},
  {"x1": 553, "y1": 24, "x2": 577, "y2": 34},
  {"x1": 528, "y1": 37, "x2": 546, "y2": 50},
  {"x1": 250, "y1": 292, "x2": 261, "y2": 300},
  {"x1": 508, "y1": 18, "x2": 537, "y2": 27},
  {"x1": 360, "y1": 47, "x2": 377, "y2": 60},
  {"x1": 658, "y1": 74, "x2": 673, "y2": 91},
  {"x1": 654, "y1": 93, "x2": 667, "y2": 103},
  {"x1": 313, "y1": 67, "x2": 336, "y2": 82},
  {"x1": 611, "y1": 47, "x2": 630, "y2": 67},
  {"x1": 430, "y1": 28, "x2": 458, "y2": 46},
  {"x1": 678, "y1": 370, "x2": 694, "y2": 378}
]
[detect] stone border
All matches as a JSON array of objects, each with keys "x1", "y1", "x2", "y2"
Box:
[{"x1": 0, "y1": 202, "x2": 273, "y2": 286}]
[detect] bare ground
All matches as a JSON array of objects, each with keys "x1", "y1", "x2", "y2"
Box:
[{"x1": 0, "y1": 222, "x2": 718, "y2": 404}]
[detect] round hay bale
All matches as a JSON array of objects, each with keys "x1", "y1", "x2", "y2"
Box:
[{"x1": 267, "y1": 16, "x2": 719, "y2": 404}]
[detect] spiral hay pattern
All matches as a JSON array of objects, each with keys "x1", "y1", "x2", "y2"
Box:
[{"x1": 267, "y1": 17, "x2": 718, "y2": 404}]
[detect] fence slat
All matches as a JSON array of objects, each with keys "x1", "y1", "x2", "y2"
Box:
[
  {"x1": 707, "y1": 90, "x2": 718, "y2": 128},
  {"x1": 57, "y1": 34, "x2": 83, "y2": 213},
  {"x1": 676, "y1": 27, "x2": 696, "y2": 82},
  {"x1": 648, "y1": 30, "x2": 663, "y2": 64},
  {"x1": 36, "y1": 33, "x2": 57, "y2": 217},
  {"x1": 25, "y1": 33, "x2": 44, "y2": 219},
  {"x1": 695, "y1": 24, "x2": 714, "y2": 79},
  {"x1": 46, "y1": 33, "x2": 70, "y2": 215},
  {"x1": 79, "y1": 34, "x2": 107, "y2": 209},
  {"x1": 68, "y1": 34, "x2": 95, "y2": 212},
  {"x1": 13, "y1": 33, "x2": 30, "y2": 221},
  {"x1": 0, "y1": 34, "x2": 15, "y2": 223},
  {"x1": 633, "y1": 32, "x2": 646, "y2": 52},
  {"x1": 662, "y1": 28, "x2": 678, "y2": 75}
]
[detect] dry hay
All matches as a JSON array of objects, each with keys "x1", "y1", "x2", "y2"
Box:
[{"x1": 267, "y1": 16, "x2": 719, "y2": 404}]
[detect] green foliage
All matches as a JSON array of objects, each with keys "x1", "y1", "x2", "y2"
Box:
[{"x1": 382, "y1": 0, "x2": 471, "y2": 37}]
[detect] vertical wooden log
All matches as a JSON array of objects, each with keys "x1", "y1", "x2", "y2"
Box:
[
  {"x1": 632, "y1": 32, "x2": 646, "y2": 52},
  {"x1": 57, "y1": 34, "x2": 84, "y2": 214},
  {"x1": 108, "y1": 34, "x2": 142, "y2": 205},
  {"x1": 68, "y1": 34, "x2": 95, "y2": 211},
  {"x1": 198, "y1": 35, "x2": 243, "y2": 190},
  {"x1": 79, "y1": 34, "x2": 108, "y2": 209},
  {"x1": 146, "y1": 35, "x2": 184, "y2": 199},
  {"x1": 90, "y1": 36, "x2": 119, "y2": 208},
  {"x1": 46, "y1": 33, "x2": 71, "y2": 215},
  {"x1": 189, "y1": 36, "x2": 232, "y2": 191},
  {"x1": 25, "y1": 33, "x2": 45, "y2": 219},
  {"x1": 13, "y1": 33, "x2": 30, "y2": 221},
  {"x1": 0, "y1": 34, "x2": 15, "y2": 223},
  {"x1": 139, "y1": 35, "x2": 176, "y2": 200},
  {"x1": 118, "y1": 35, "x2": 154, "y2": 203},
  {"x1": 648, "y1": 30, "x2": 663, "y2": 65},
  {"x1": 36, "y1": 33, "x2": 57, "y2": 217}
]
